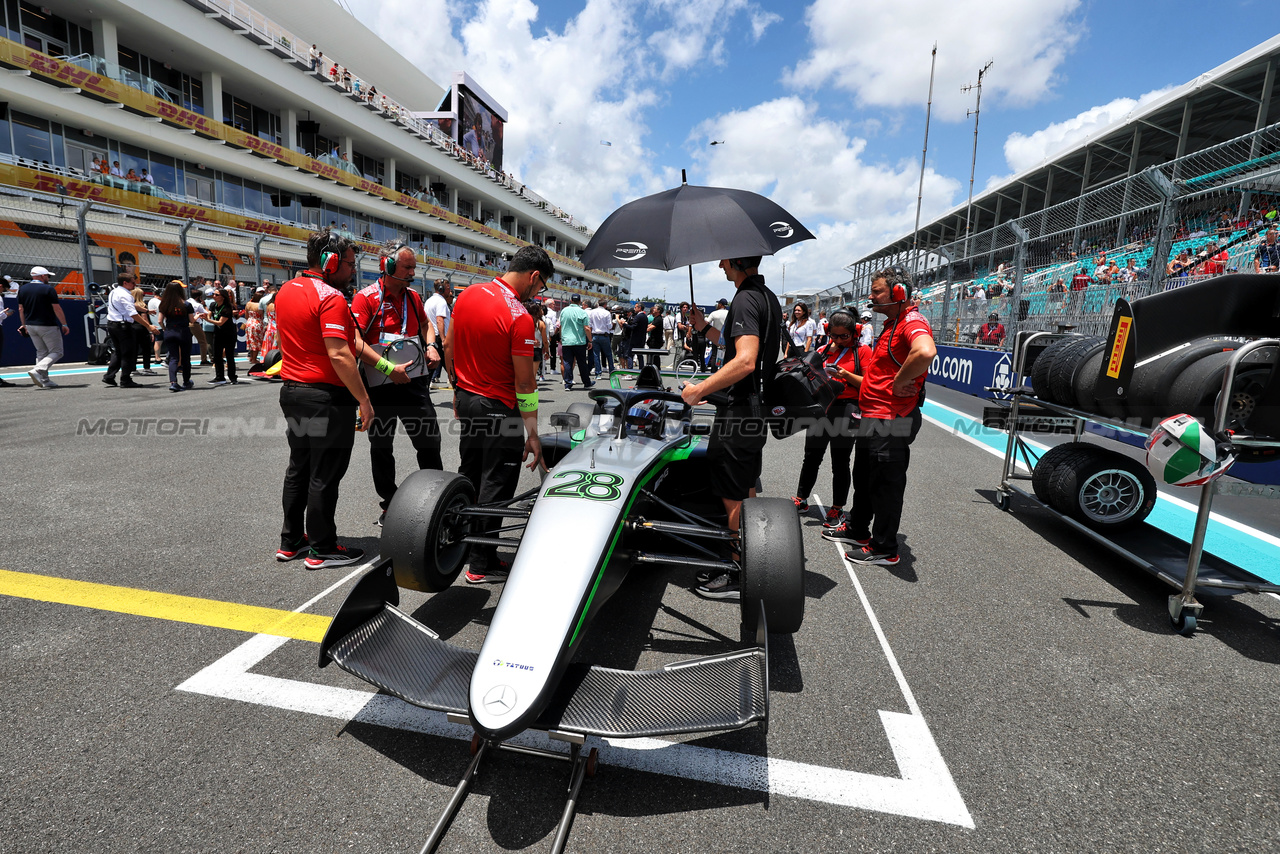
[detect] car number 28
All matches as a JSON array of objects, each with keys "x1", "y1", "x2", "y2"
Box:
[{"x1": 543, "y1": 470, "x2": 625, "y2": 501}]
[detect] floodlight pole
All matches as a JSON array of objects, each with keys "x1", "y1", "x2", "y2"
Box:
[
  {"x1": 911, "y1": 44, "x2": 938, "y2": 277},
  {"x1": 961, "y1": 60, "x2": 993, "y2": 260}
]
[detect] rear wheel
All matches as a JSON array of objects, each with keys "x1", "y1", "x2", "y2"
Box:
[
  {"x1": 262, "y1": 348, "x2": 282, "y2": 369},
  {"x1": 382, "y1": 470, "x2": 476, "y2": 592},
  {"x1": 739, "y1": 497, "x2": 804, "y2": 635}
]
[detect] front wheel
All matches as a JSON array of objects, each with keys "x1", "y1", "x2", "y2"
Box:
[
  {"x1": 739, "y1": 497, "x2": 805, "y2": 634},
  {"x1": 382, "y1": 470, "x2": 475, "y2": 592}
]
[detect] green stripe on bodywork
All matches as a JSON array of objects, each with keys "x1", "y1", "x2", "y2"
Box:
[{"x1": 567, "y1": 437, "x2": 704, "y2": 644}]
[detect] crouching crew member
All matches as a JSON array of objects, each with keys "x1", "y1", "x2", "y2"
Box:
[
  {"x1": 275, "y1": 228, "x2": 373, "y2": 570},
  {"x1": 352, "y1": 244, "x2": 443, "y2": 527},
  {"x1": 836, "y1": 268, "x2": 935, "y2": 567},
  {"x1": 444, "y1": 246, "x2": 548, "y2": 584},
  {"x1": 681, "y1": 256, "x2": 781, "y2": 601}
]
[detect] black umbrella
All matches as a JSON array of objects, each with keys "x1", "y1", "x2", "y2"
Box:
[{"x1": 580, "y1": 178, "x2": 815, "y2": 303}]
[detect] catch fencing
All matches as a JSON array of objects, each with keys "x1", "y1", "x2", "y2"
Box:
[{"x1": 814, "y1": 120, "x2": 1280, "y2": 347}]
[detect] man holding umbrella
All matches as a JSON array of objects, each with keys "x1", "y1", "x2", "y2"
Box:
[{"x1": 680, "y1": 256, "x2": 781, "y2": 600}]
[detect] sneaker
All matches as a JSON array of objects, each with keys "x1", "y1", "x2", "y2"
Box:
[
  {"x1": 102, "y1": 376, "x2": 117, "y2": 386},
  {"x1": 465, "y1": 560, "x2": 511, "y2": 584},
  {"x1": 820, "y1": 521, "x2": 870, "y2": 545},
  {"x1": 304, "y1": 544, "x2": 365, "y2": 569},
  {"x1": 583, "y1": 381, "x2": 595, "y2": 389},
  {"x1": 120, "y1": 379, "x2": 141, "y2": 388},
  {"x1": 822, "y1": 507, "x2": 845, "y2": 528},
  {"x1": 228, "y1": 379, "x2": 239, "y2": 385},
  {"x1": 275, "y1": 537, "x2": 309, "y2": 561},
  {"x1": 846, "y1": 546, "x2": 900, "y2": 567},
  {"x1": 694, "y1": 572, "x2": 741, "y2": 600},
  {"x1": 0, "y1": 378, "x2": 14, "y2": 387},
  {"x1": 374, "y1": 510, "x2": 385, "y2": 528},
  {"x1": 182, "y1": 380, "x2": 194, "y2": 389},
  {"x1": 139, "y1": 369, "x2": 157, "y2": 376},
  {"x1": 209, "y1": 378, "x2": 228, "y2": 385},
  {"x1": 170, "y1": 383, "x2": 182, "y2": 393},
  {"x1": 27, "y1": 369, "x2": 47, "y2": 388},
  {"x1": 792, "y1": 496, "x2": 809, "y2": 513},
  {"x1": 564, "y1": 383, "x2": 573, "y2": 391}
]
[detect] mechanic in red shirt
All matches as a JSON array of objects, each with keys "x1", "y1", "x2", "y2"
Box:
[
  {"x1": 274, "y1": 229, "x2": 373, "y2": 570},
  {"x1": 443, "y1": 245, "x2": 549, "y2": 583},
  {"x1": 792, "y1": 307, "x2": 872, "y2": 530},
  {"x1": 832, "y1": 268, "x2": 936, "y2": 567},
  {"x1": 352, "y1": 244, "x2": 443, "y2": 526}
]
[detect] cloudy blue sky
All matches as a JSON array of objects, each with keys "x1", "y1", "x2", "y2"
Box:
[{"x1": 346, "y1": 0, "x2": 1272, "y2": 303}]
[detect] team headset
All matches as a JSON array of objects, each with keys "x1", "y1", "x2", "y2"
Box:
[
  {"x1": 318, "y1": 233, "x2": 345, "y2": 277},
  {"x1": 379, "y1": 243, "x2": 415, "y2": 283}
]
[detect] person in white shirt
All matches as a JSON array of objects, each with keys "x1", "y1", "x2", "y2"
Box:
[
  {"x1": 588, "y1": 299, "x2": 615, "y2": 376},
  {"x1": 146, "y1": 288, "x2": 163, "y2": 364},
  {"x1": 785, "y1": 302, "x2": 817, "y2": 357},
  {"x1": 706, "y1": 298, "x2": 729, "y2": 368},
  {"x1": 102, "y1": 274, "x2": 155, "y2": 386},
  {"x1": 858, "y1": 309, "x2": 875, "y2": 347},
  {"x1": 109, "y1": 161, "x2": 124, "y2": 178},
  {"x1": 141, "y1": 170, "x2": 155, "y2": 186},
  {"x1": 423, "y1": 279, "x2": 454, "y2": 387},
  {"x1": 543, "y1": 302, "x2": 560, "y2": 372}
]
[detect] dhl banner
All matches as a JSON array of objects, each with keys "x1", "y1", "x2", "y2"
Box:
[{"x1": 0, "y1": 38, "x2": 602, "y2": 278}]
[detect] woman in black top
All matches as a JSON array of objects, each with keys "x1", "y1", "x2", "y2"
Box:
[
  {"x1": 158, "y1": 281, "x2": 194, "y2": 392},
  {"x1": 645, "y1": 305, "x2": 665, "y2": 367},
  {"x1": 206, "y1": 288, "x2": 238, "y2": 385}
]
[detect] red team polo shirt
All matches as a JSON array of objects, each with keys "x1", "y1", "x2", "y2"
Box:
[
  {"x1": 822, "y1": 342, "x2": 874, "y2": 402},
  {"x1": 451, "y1": 277, "x2": 535, "y2": 409},
  {"x1": 859, "y1": 309, "x2": 933, "y2": 420},
  {"x1": 351, "y1": 281, "x2": 427, "y2": 340},
  {"x1": 275, "y1": 273, "x2": 355, "y2": 386}
]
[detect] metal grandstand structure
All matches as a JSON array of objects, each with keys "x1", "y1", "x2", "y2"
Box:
[{"x1": 812, "y1": 36, "x2": 1280, "y2": 346}]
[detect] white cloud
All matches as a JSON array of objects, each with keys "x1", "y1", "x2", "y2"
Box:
[
  {"x1": 786, "y1": 0, "x2": 1085, "y2": 121},
  {"x1": 1002, "y1": 86, "x2": 1175, "y2": 174}
]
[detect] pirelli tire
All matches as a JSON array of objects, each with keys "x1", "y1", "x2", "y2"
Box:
[
  {"x1": 1125, "y1": 337, "x2": 1239, "y2": 424},
  {"x1": 382, "y1": 469, "x2": 476, "y2": 592},
  {"x1": 1047, "y1": 336, "x2": 1104, "y2": 407},
  {"x1": 1166, "y1": 346, "x2": 1280, "y2": 461},
  {"x1": 1030, "y1": 336, "x2": 1083, "y2": 402},
  {"x1": 262, "y1": 348, "x2": 282, "y2": 369},
  {"x1": 739, "y1": 497, "x2": 805, "y2": 635},
  {"x1": 1047, "y1": 447, "x2": 1157, "y2": 532},
  {"x1": 1031, "y1": 442, "x2": 1096, "y2": 503}
]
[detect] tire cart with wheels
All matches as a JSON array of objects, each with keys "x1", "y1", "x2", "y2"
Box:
[{"x1": 991, "y1": 276, "x2": 1280, "y2": 634}]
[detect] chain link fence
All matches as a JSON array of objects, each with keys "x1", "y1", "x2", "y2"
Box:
[{"x1": 818, "y1": 120, "x2": 1280, "y2": 347}]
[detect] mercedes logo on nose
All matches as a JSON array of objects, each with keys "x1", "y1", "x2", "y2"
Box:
[{"x1": 483, "y1": 685, "x2": 517, "y2": 715}]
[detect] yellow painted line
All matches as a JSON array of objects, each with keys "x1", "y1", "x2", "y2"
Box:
[{"x1": 0, "y1": 569, "x2": 331, "y2": 642}]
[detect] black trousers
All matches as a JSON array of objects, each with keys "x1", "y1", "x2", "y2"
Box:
[
  {"x1": 212, "y1": 329, "x2": 237, "y2": 381},
  {"x1": 133, "y1": 325, "x2": 152, "y2": 369},
  {"x1": 456, "y1": 389, "x2": 523, "y2": 573},
  {"x1": 548, "y1": 331, "x2": 560, "y2": 369},
  {"x1": 367, "y1": 378, "x2": 443, "y2": 510},
  {"x1": 104, "y1": 321, "x2": 136, "y2": 381},
  {"x1": 795, "y1": 405, "x2": 858, "y2": 507},
  {"x1": 561, "y1": 343, "x2": 592, "y2": 386},
  {"x1": 847, "y1": 411, "x2": 923, "y2": 556},
  {"x1": 164, "y1": 328, "x2": 192, "y2": 385},
  {"x1": 279, "y1": 381, "x2": 357, "y2": 552}
]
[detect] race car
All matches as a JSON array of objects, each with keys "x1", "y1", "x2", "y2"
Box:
[{"x1": 317, "y1": 373, "x2": 805, "y2": 852}]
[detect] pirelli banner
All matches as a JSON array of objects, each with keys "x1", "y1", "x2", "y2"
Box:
[{"x1": 0, "y1": 38, "x2": 594, "y2": 275}]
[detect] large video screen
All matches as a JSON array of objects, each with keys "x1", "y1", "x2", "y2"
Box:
[{"x1": 458, "y1": 87, "x2": 504, "y2": 171}]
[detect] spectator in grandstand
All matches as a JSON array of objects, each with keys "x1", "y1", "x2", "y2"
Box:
[
  {"x1": 786, "y1": 302, "x2": 816, "y2": 357},
  {"x1": 977, "y1": 313, "x2": 1005, "y2": 347},
  {"x1": 140, "y1": 170, "x2": 154, "y2": 186},
  {"x1": 1118, "y1": 259, "x2": 1139, "y2": 284},
  {"x1": 1093, "y1": 253, "x2": 1112, "y2": 285},
  {"x1": 309, "y1": 44, "x2": 321, "y2": 72},
  {"x1": 823, "y1": 268, "x2": 934, "y2": 568},
  {"x1": 1255, "y1": 228, "x2": 1280, "y2": 273},
  {"x1": 109, "y1": 161, "x2": 123, "y2": 178},
  {"x1": 1202, "y1": 238, "x2": 1229, "y2": 276},
  {"x1": 1070, "y1": 266, "x2": 1092, "y2": 291},
  {"x1": 16, "y1": 266, "x2": 70, "y2": 389},
  {"x1": 794, "y1": 308, "x2": 869, "y2": 530},
  {"x1": 1167, "y1": 249, "x2": 1193, "y2": 278},
  {"x1": 157, "y1": 281, "x2": 194, "y2": 392}
]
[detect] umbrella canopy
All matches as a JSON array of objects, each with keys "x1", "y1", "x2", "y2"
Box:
[{"x1": 580, "y1": 183, "x2": 815, "y2": 272}]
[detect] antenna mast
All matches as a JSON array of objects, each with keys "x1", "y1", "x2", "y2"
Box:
[
  {"x1": 911, "y1": 44, "x2": 938, "y2": 276},
  {"x1": 961, "y1": 60, "x2": 993, "y2": 258}
]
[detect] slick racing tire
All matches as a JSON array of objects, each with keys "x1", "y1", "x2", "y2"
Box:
[
  {"x1": 1030, "y1": 336, "x2": 1081, "y2": 402},
  {"x1": 262, "y1": 348, "x2": 282, "y2": 369},
  {"x1": 1167, "y1": 346, "x2": 1278, "y2": 428},
  {"x1": 382, "y1": 469, "x2": 476, "y2": 592},
  {"x1": 739, "y1": 497, "x2": 805, "y2": 635},
  {"x1": 1047, "y1": 336, "x2": 1103, "y2": 407},
  {"x1": 1047, "y1": 446, "x2": 1156, "y2": 532},
  {"x1": 1125, "y1": 337, "x2": 1238, "y2": 425},
  {"x1": 1031, "y1": 442, "x2": 1096, "y2": 503}
]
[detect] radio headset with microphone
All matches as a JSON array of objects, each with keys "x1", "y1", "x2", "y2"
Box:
[
  {"x1": 319, "y1": 233, "x2": 344, "y2": 276},
  {"x1": 379, "y1": 243, "x2": 414, "y2": 283}
]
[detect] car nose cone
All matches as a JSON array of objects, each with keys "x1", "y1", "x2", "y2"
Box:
[{"x1": 483, "y1": 685, "x2": 517, "y2": 715}]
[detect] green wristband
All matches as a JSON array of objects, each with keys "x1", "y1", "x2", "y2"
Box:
[
  {"x1": 375, "y1": 357, "x2": 395, "y2": 376},
  {"x1": 516, "y1": 391, "x2": 538, "y2": 412}
]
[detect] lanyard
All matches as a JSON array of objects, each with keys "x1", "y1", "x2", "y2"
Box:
[{"x1": 377, "y1": 284, "x2": 410, "y2": 337}]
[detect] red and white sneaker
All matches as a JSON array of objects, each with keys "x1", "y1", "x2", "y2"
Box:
[
  {"x1": 822, "y1": 507, "x2": 845, "y2": 528},
  {"x1": 276, "y1": 537, "x2": 309, "y2": 562},
  {"x1": 847, "y1": 546, "x2": 899, "y2": 567},
  {"x1": 304, "y1": 544, "x2": 366, "y2": 570},
  {"x1": 792, "y1": 496, "x2": 810, "y2": 513},
  {"x1": 820, "y1": 521, "x2": 869, "y2": 545}
]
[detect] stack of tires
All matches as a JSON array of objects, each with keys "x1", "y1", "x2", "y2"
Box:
[
  {"x1": 1029, "y1": 442, "x2": 1157, "y2": 532},
  {"x1": 1027, "y1": 335, "x2": 1278, "y2": 454}
]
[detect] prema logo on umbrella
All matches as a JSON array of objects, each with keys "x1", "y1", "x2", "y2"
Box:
[
  {"x1": 614, "y1": 241, "x2": 648, "y2": 261},
  {"x1": 770, "y1": 221, "x2": 794, "y2": 238}
]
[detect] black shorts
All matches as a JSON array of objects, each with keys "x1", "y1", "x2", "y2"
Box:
[{"x1": 707, "y1": 405, "x2": 767, "y2": 501}]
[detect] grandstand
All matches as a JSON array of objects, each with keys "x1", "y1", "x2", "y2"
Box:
[{"x1": 807, "y1": 35, "x2": 1280, "y2": 346}]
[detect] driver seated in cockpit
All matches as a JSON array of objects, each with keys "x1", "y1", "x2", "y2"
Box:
[{"x1": 625, "y1": 400, "x2": 666, "y2": 439}]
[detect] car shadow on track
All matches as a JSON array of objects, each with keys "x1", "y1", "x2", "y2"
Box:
[{"x1": 980, "y1": 487, "x2": 1280, "y2": 663}]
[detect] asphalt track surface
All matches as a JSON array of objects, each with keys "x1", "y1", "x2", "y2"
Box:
[{"x1": 3, "y1": 361, "x2": 1279, "y2": 853}]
